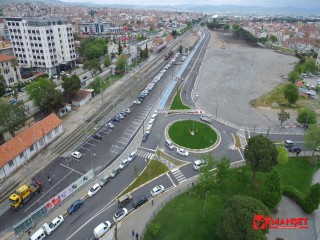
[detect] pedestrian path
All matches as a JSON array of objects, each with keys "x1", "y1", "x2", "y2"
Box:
[
  {"x1": 136, "y1": 149, "x2": 155, "y2": 160},
  {"x1": 236, "y1": 128, "x2": 247, "y2": 149},
  {"x1": 171, "y1": 168, "x2": 186, "y2": 183}
]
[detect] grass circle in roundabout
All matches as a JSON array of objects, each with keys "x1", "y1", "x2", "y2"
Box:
[{"x1": 168, "y1": 120, "x2": 217, "y2": 149}]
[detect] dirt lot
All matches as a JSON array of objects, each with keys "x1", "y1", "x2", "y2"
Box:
[{"x1": 197, "y1": 30, "x2": 299, "y2": 128}]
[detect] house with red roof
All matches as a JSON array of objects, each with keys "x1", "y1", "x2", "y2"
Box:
[
  {"x1": 0, "y1": 113, "x2": 63, "y2": 179},
  {"x1": 0, "y1": 54, "x2": 21, "y2": 87}
]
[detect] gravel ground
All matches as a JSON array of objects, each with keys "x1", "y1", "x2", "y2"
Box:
[{"x1": 196, "y1": 30, "x2": 299, "y2": 128}]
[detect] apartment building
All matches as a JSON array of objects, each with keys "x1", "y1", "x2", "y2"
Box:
[
  {"x1": 0, "y1": 54, "x2": 21, "y2": 87},
  {"x1": 80, "y1": 21, "x2": 109, "y2": 35},
  {"x1": 5, "y1": 17, "x2": 76, "y2": 77}
]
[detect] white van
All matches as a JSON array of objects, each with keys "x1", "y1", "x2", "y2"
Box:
[
  {"x1": 93, "y1": 221, "x2": 111, "y2": 239},
  {"x1": 30, "y1": 228, "x2": 46, "y2": 240},
  {"x1": 165, "y1": 140, "x2": 174, "y2": 150},
  {"x1": 193, "y1": 160, "x2": 204, "y2": 171}
]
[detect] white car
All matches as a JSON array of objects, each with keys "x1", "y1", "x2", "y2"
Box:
[
  {"x1": 124, "y1": 108, "x2": 131, "y2": 114},
  {"x1": 88, "y1": 183, "x2": 101, "y2": 197},
  {"x1": 151, "y1": 185, "x2": 165, "y2": 197},
  {"x1": 113, "y1": 208, "x2": 128, "y2": 222},
  {"x1": 193, "y1": 160, "x2": 204, "y2": 171},
  {"x1": 177, "y1": 148, "x2": 189, "y2": 157},
  {"x1": 93, "y1": 221, "x2": 111, "y2": 239},
  {"x1": 71, "y1": 151, "x2": 82, "y2": 159},
  {"x1": 119, "y1": 158, "x2": 130, "y2": 169},
  {"x1": 134, "y1": 100, "x2": 141, "y2": 105},
  {"x1": 42, "y1": 215, "x2": 64, "y2": 235},
  {"x1": 128, "y1": 151, "x2": 137, "y2": 162},
  {"x1": 106, "y1": 122, "x2": 114, "y2": 129}
]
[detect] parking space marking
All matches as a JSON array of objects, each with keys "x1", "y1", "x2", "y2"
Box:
[
  {"x1": 121, "y1": 136, "x2": 129, "y2": 141},
  {"x1": 118, "y1": 141, "x2": 127, "y2": 145},
  {"x1": 91, "y1": 138, "x2": 101, "y2": 142},
  {"x1": 85, "y1": 142, "x2": 96, "y2": 147},
  {"x1": 112, "y1": 145, "x2": 123, "y2": 149},
  {"x1": 60, "y1": 163, "x2": 85, "y2": 175},
  {"x1": 131, "y1": 121, "x2": 140, "y2": 126},
  {"x1": 79, "y1": 146, "x2": 90, "y2": 151},
  {"x1": 123, "y1": 132, "x2": 131, "y2": 137},
  {"x1": 125, "y1": 129, "x2": 134, "y2": 133},
  {"x1": 68, "y1": 156, "x2": 80, "y2": 161},
  {"x1": 111, "y1": 149, "x2": 121, "y2": 154}
]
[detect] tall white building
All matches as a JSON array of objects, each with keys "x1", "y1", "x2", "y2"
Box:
[{"x1": 5, "y1": 17, "x2": 76, "y2": 76}]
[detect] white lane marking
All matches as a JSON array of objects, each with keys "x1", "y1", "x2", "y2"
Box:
[
  {"x1": 79, "y1": 146, "x2": 90, "y2": 151},
  {"x1": 237, "y1": 148, "x2": 245, "y2": 161},
  {"x1": 166, "y1": 173, "x2": 177, "y2": 187},
  {"x1": 60, "y1": 163, "x2": 85, "y2": 175},
  {"x1": 24, "y1": 170, "x2": 74, "y2": 212},
  {"x1": 86, "y1": 142, "x2": 96, "y2": 146},
  {"x1": 138, "y1": 146, "x2": 156, "y2": 152}
]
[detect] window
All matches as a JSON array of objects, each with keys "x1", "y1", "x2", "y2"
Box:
[
  {"x1": 39, "y1": 138, "x2": 44, "y2": 146},
  {"x1": 47, "y1": 132, "x2": 52, "y2": 139},
  {"x1": 20, "y1": 152, "x2": 24, "y2": 158},
  {"x1": 8, "y1": 161, "x2": 14, "y2": 167},
  {"x1": 55, "y1": 127, "x2": 59, "y2": 135},
  {"x1": 30, "y1": 145, "x2": 34, "y2": 151}
]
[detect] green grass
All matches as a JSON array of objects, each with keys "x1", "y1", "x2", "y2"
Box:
[
  {"x1": 143, "y1": 157, "x2": 319, "y2": 240},
  {"x1": 168, "y1": 120, "x2": 217, "y2": 149},
  {"x1": 120, "y1": 160, "x2": 168, "y2": 196},
  {"x1": 170, "y1": 90, "x2": 190, "y2": 110}
]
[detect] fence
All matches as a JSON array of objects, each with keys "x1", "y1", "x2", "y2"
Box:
[{"x1": 13, "y1": 170, "x2": 94, "y2": 236}]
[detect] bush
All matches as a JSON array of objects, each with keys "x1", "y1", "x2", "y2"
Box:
[
  {"x1": 304, "y1": 183, "x2": 320, "y2": 214},
  {"x1": 282, "y1": 185, "x2": 307, "y2": 211}
]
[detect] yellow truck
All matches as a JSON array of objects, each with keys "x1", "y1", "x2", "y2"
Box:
[{"x1": 9, "y1": 177, "x2": 41, "y2": 210}]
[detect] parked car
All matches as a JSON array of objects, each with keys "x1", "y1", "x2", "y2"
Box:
[
  {"x1": 93, "y1": 221, "x2": 111, "y2": 239},
  {"x1": 128, "y1": 151, "x2": 137, "y2": 162},
  {"x1": 134, "y1": 99, "x2": 141, "y2": 105},
  {"x1": 93, "y1": 133, "x2": 102, "y2": 140},
  {"x1": 151, "y1": 185, "x2": 165, "y2": 197},
  {"x1": 110, "y1": 168, "x2": 121, "y2": 178},
  {"x1": 83, "y1": 76, "x2": 88, "y2": 80},
  {"x1": 42, "y1": 215, "x2": 64, "y2": 235},
  {"x1": 106, "y1": 122, "x2": 114, "y2": 129},
  {"x1": 117, "y1": 193, "x2": 133, "y2": 207},
  {"x1": 142, "y1": 133, "x2": 149, "y2": 142},
  {"x1": 113, "y1": 208, "x2": 128, "y2": 222},
  {"x1": 132, "y1": 196, "x2": 148, "y2": 209},
  {"x1": 67, "y1": 200, "x2": 83, "y2": 215},
  {"x1": 119, "y1": 159, "x2": 130, "y2": 170},
  {"x1": 98, "y1": 175, "x2": 112, "y2": 187},
  {"x1": 88, "y1": 183, "x2": 101, "y2": 197},
  {"x1": 193, "y1": 160, "x2": 204, "y2": 171},
  {"x1": 124, "y1": 108, "x2": 131, "y2": 114},
  {"x1": 111, "y1": 117, "x2": 120, "y2": 123},
  {"x1": 71, "y1": 151, "x2": 82, "y2": 159},
  {"x1": 116, "y1": 114, "x2": 125, "y2": 120},
  {"x1": 177, "y1": 148, "x2": 189, "y2": 157},
  {"x1": 284, "y1": 140, "x2": 301, "y2": 153}
]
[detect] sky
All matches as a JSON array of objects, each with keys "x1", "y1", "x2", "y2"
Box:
[{"x1": 60, "y1": 0, "x2": 320, "y2": 9}]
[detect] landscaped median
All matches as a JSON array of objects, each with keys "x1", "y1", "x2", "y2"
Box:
[
  {"x1": 170, "y1": 89, "x2": 190, "y2": 110},
  {"x1": 143, "y1": 157, "x2": 320, "y2": 240}
]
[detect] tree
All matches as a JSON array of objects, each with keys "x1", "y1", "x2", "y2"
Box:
[
  {"x1": 244, "y1": 135, "x2": 278, "y2": 183},
  {"x1": 217, "y1": 195, "x2": 270, "y2": 240},
  {"x1": 43, "y1": 91, "x2": 64, "y2": 113},
  {"x1": 283, "y1": 83, "x2": 299, "y2": 106},
  {"x1": 215, "y1": 156, "x2": 230, "y2": 184},
  {"x1": 198, "y1": 153, "x2": 216, "y2": 195},
  {"x1": 304, "y1": 183, "x2": 320, "y2": 214},
  {"x1": 278, "y1": 107, "x2": 290, "y2": 127},
  {"x1": 0, "y1": 73, "x2": 6, "y2": 97},
  {"x1": 171, "y1": 30, "x2": 178, "y2": 37},
  {"x1": 297, "y1": 108, "x2": 317, "y2": 128},
  {"x1": 83, "y1": 59, "x2": 102, "y2": 76},
  {"x1": 270, "y1": 35, "x2": 278, "y2": 43},
  {"x1": 104, "y1": 54, "x2": 111, "y2": 67},
  {"x1": 118, "y1": 41, "x2": 123, "y2": 55},
  {"x1": 89, "y1": 77, "x2": 102, "y2": 94},
  {"x1": 62, "y1": 75, "x2": 81, "y2": 103},
  {"x1": 0, "y1": 101, "x2": 27, "y2": 137},
  {"x1": 224, "y1": 24, "x2": 230, "y2": 30},
  {"x1": 116, "y1": 54, "x2": 127, "y2": 74},
  {"x1": 26, "y1": 77, "x2": 63, "y2": 112},
  {"x1": 179, "y1": 45, "x2": 183, "y2": 54},
  {"x1": 288, "y1": 71, "x2": 300, "y2": 83},
  {"x1": 304, "y1": 124, "x2": 320, "y2": 155},
  {"x1": 148, "y1": 223, "x2": 161, "y2": 239},
  {"x1": 277, "y1": 145, "x2": 288, "y2": 165},
  {"x1": 260, "y1": 169, "x2": 283, "y2": 209}
]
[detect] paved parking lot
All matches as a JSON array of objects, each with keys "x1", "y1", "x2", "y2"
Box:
[{"x1": 197, "y1": 30, "x2": 298, "y2": 128}]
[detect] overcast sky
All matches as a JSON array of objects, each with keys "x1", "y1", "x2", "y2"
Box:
[{"x1": 61, "y1": 0, "x2": 320, "y2": 8}]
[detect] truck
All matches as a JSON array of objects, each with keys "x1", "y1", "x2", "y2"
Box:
[
  {"x1": 165, "y1": 50, "x2": 173, "y2": 60},
  {"x1": 9, "y1": 177, "x2": 41, "y2": 210},
  {"x1": 200, "y1": 114, "x2": 213, "y2": 123},
  {"x1": 117, "y1": 193, "x2": 132, "y2": 208}
]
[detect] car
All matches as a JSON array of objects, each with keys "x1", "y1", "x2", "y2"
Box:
[
  {"x1": 111, "y1": 117, "x2": 120, "y2": 123},
  {"x1": 134, "y1": 100, "x2": 141, "y2": 105},
  {"x1": 53, "y1": 75, "x2": 58, "y2": 79},
  {"x1": 140, "y1": 92, "x2": 148, "y2": 96},
  {"x1": 116, "y1": 114, "x2": 125, "y2": 119},
  {"x1": 177, "y1": 148, "x2": 189, "y2": 157},
  {"x1": 106, "y1": 122, "x2": 114, "y2": 129},
  {"x1": 60, "y1": 71, "x2": 65, "y2": 75},
  {"x1": 120, "y1": 110, "x2": 127, "y2": 116},
  {"x1": 93, "y1": 133, "x2": 102, "y2": 140},
  {"x1": 193, "y1": 160, "x2": 204, "y2": 170},
  {"x1": 42, "y1": 215, "x2": 64, "y2": 235},
  {"x1": 142, "y1": 133, "x2": 149, "y2": 142},
  {"x1": 284, "y1": 140, "x2": 295, "y2": 148},
  {"x1": 119, "y1": 158, "x2": 130, "y2": 170},
  {"x1": 288, "y1": 146, "x2": 302, "y2": 153},
  {"x1": 149, "y1": 119, "x2": 155, "y2": 125},
  {"x1": 71, "y1": 151, "x2": 82, "y2": 159},
  {"x1": 118, "y1": 194, "x2": 133, "y2": 207},
  {"x1": 132, "y1": 196, "x2": 148, "y2": 209},
  {"x1": 195, "y1": 92, "x2": 199, "y2": 98},
  {"x1": 113, "y1": 208, "x2": 128, "y2": 222},
  {"x1": 124, "y1": 108, "x2": 131, "y2": 114},
  {"x1": 88, "y1": 183, "x2": 101, "y2": 197},
  {"x1": 83, "y1": 76, "x2": 88, "y2": 80},
  {"x1": 9, "y1": 99, "x2": 16, "y2": 105},
  {"x1": 18, "y1": 88, "x2": 25, "y2": 92},
  {"x1": 98, "y1": 175, "x2": 112, "y2": 187},
  {"x1": 93, "y1": 221, "x2": 111, "y2": 239},
  {"x1": 128, "y1": 151, "x2": 137, "y2": 162},
  {"x1": 67, "y1": 200, "x2": 83, "y2": 215},
  {"x1": 110, "y1": 168, "x2": 121, "y2": 178},
  {"x1": 151, "y1": 185, "x2": 165, "y2": 197}
]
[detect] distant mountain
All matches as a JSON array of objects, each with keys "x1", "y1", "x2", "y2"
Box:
[{"x1": 0, "y1": 0, "x2": 319, "y2": 16}]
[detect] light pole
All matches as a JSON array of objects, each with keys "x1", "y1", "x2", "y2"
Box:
[{"x1": 203, "y1": 191, "x2": 209, "y2": 218}]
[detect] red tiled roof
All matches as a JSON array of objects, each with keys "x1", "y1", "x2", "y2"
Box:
[
  {"x1": 0, "y1": 113, "x2": 63, "y2": 167},
  {"x1": 72, "y1": 89, "x2": 91, "y2": 102},
  {"x1": 0, "y1": 54, "x2": 16, "y2": 63}
]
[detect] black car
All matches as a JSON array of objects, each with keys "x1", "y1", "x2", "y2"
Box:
[
  {"x1": 132, "y1": 196, "x2": 148, "y2": 209},
  {"x1": 83, "y1": 76, "x2": 88, "y2": 80},
  {"x1": 288, "y1": 146, "x2": 302, "y2": 153},
  {"x1": 93, "y1": 133, "x2": 102, "y2": 140},
  {"x1": 142, "y1": 133, "x2": 149, "y2": 142},
  {"x1": 112, "y1": 117, "x2": 120, "y2": 123}
]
